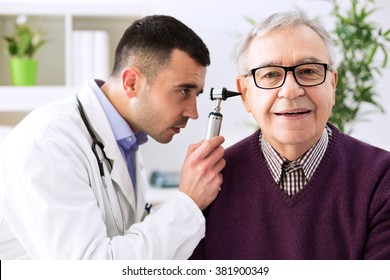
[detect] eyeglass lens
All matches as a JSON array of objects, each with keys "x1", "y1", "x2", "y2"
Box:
[{"x1": 254, "y1": 63, "x2": 326, "y2": 89}]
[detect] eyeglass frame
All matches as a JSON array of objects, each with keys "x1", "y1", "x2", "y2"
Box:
[{"x1": 243, "y1": 62, "x2": 331, "y2": 90}]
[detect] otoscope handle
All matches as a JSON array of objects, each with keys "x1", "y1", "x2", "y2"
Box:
[
  {"x1": 205, "y1": 112, "x2": 222, "y2": 140},
  {"x1": 205, "y1": 87, "x2": 240, "y2": 139}
]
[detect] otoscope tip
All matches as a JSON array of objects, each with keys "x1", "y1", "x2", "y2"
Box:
[{"x1": 210, "y1": 87, "x2": 241, "y2": 101}]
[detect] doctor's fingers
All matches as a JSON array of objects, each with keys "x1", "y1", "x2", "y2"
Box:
[
  {"x1": 185, "y1": 139, "x2": 204, "y2": 156},
  {"x1": 193, "y1": 154, "x2": 225, "y2": 191},
  {"x1": 186, "y1": 136, "x2": 225, "y2": 160},
  {"x1": 195, "y1": 172, "x2": 224, "y2": 210},
  {"x1": 184, "y1": 145, "x2": 225, "y2": 177},
  {"x1": 200, "y1": 146, "x2": 226, "y2": 173},
  {"x1": 205, "y1": 158, "x2": 225, "y2": 188},
  {"x1": 211, "y1": 156, "x2": 226, "y2": 175}
]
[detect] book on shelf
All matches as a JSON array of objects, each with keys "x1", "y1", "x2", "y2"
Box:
[{"x1": 71, "y1": 30, "x2": 110, "y2": 87}]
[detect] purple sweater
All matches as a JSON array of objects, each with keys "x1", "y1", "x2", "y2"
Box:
[{"x1": 190, "y1": 125, "x2": 390, "y2": 259}]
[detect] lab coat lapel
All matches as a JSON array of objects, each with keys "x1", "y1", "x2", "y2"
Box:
[
  {"x1": 77, "y1": 83, "x2": 137, "y2": 211},
  {"x1": 135, "y1": 153, "x2": 147, "y2": 222},
  {"x1": 108, "y1": 150, "x2": 137, "y2": 207},
  {"x1": 109, "y1": 152, "x2": 146, "y2": 223}
]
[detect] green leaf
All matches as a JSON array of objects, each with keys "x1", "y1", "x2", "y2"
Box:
[
  {"x1": 2, "y1": 22, "x2": 46, "y2": 58},
  {"x1": 329, "y1": 0, "x2": 389, "y2": 133},
  {"x1": 379, "y1": 44, "x2": 388, "y2": 67}
]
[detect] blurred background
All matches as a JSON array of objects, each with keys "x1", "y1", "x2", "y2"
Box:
[{"x1": 1, "y1": 0, "x2": 389, "y2": 200}]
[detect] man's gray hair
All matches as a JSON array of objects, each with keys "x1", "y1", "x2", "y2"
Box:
[{"x1": 236, "y1": 9, "x2": 336, "y2": 75}]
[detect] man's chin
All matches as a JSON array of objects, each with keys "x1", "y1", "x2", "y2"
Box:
[{"x1": 151, "y1": 132, "x2": 175, "y2": 144}]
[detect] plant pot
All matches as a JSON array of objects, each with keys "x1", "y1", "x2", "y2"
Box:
[{"x1": 9, "y1": 57, "x2": 38, "y2": 86}]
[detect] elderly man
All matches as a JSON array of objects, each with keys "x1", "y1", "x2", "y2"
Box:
[{"x1": 190, "y1": 10, "x2": 390, "y2": 260}]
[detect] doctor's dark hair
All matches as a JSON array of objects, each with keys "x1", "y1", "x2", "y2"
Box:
[{"x1": 112, "y1": 15, "x2": 210, "y2": 82}]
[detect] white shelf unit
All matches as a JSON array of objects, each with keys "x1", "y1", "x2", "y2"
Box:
[
  {"x1": 0, "y1": 3, "x2": 150, "y2": 114},
  {"x1": 0, "y1": 3, "x2": 179, "y2": 203}
]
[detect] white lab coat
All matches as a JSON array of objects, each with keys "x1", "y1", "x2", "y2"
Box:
[{"x1": 0, "y1": 81, "x2": 205, "y2": 259}]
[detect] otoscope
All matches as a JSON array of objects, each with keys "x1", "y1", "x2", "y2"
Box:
[{"x1": 205, "y1": 87, "x2": 241, "y2": 140}]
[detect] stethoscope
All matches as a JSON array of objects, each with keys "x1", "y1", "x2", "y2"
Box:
[{"x1": 76, "y1": 96, "x2": 126, "y2": 235}]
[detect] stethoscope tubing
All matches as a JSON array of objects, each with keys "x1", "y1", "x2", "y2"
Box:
[{"x1": 76, "y1": 96, "x2": 125, "y2": 235}]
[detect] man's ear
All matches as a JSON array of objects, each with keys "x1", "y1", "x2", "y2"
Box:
[
  {"x1": 331, "y1": 70, "x2": 338, "y2": 106},
  {"x1": 236, "y1": 76, "x2": 251, "y2": 113},
  {"x1": 121, "y1": 67, "x2": 143, "y2": 98}
]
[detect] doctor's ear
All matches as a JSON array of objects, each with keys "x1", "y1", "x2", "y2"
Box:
[{"x1": 121, "y1": 67, "x2": 144, "y2": 98}]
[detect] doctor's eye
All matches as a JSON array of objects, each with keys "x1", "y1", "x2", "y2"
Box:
[{"x1": 179, "y1": 88, "x2": 190, "y2": 95}]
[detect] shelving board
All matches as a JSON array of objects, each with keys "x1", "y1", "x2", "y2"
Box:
[{"x1": 0, "y1": 86, "x2": 76, "y2": 111}]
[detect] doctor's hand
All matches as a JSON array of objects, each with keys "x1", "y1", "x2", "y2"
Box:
[{"x1": 179, "y1": 136, "x2": 226, "y2": 210}]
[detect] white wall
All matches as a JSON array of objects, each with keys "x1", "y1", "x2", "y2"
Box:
[{"x1": 2, "y1": 0, "x2": 390, "y2": 175}]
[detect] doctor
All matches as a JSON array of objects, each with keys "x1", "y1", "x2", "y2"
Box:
[{"x1": 0, "y1": 15, "x2": 225, "y2": 259}]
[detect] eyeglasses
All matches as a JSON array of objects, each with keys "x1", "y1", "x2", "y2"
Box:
[{"x1": 243, "y1": 62, "x2": 329, "y2": 89}]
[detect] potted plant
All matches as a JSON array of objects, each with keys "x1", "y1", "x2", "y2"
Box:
[
  {"x1": 3, "y1": 15, "x2": 46, "y2": 86},
  {"x1": 329, "y1": 0, "x2": 390, "y2": 133}
]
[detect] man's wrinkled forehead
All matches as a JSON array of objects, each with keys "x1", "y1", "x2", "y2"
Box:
[{"x1": 247, "y1": 25, "x2": 330, "y2": 68}]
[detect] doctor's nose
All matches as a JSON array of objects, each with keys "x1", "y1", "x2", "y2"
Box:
[
  {"x1": 277, "y1": 72, "x2": 305, "y2": 99},
  {"x1": 183, "y1": 99, "x2": 199, "y2": 120}
]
